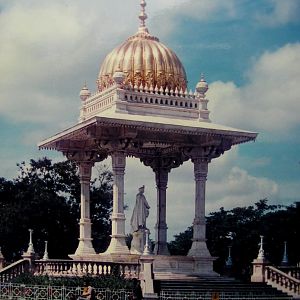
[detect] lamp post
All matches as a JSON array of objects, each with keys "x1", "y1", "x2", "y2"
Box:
[
  {"x1": 257, "y1": 235, "x2": 265, "y2": 260},
  {"x1": 26, "y1": 229, "x2": 35, "y2": 255},
  {"x1": 281, "y1": 241, "x2": 289, "y2": 266},
  {"x1": 225, "y1": 246, "x2": 233, "y2": 268},
  {"x1": 42, "y1": 241, "x2": 49, "y2": 260}
]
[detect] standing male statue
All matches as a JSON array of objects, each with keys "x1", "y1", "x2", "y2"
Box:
[
  {"x1": 130, "y1": 185, "x2": 150, "y2": 232},
  {"x1": 130, "y1": 186, "x2": 151, "y2": 254}
]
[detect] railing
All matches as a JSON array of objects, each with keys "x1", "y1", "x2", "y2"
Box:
[
  {"x1": 265, "y1": 265, "x2": 300, "y2": 297},
  {"x1": 34, "y1": 260, "x2": 139, "y2": 279},
  {"x1": 0, "y1": 259, "x2": 30, "y2": 283},
  {"x1": 278, "y1": 266, "x2": 300, "y2": 280},
  {"x1": 0, "y1": 282, "x2": 132, "y2": 300}
]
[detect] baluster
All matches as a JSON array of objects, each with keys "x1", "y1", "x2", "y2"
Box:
[{"x1": 88, "y1": 263, "x2": 92, "y2": 274}]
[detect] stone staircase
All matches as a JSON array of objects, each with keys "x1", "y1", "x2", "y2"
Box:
[{"x1": 155, "y1": 274, "x2": 293, "y2": 299}]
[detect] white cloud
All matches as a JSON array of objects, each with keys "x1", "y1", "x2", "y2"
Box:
[
  {"x1": 0, "y1": 0, "x2": 241, "y2": 126},
  {"x1": 179, "y1": 0, "x2": 237, "y2": 21},
  {"x1": 256, "y1": 0, "x2": 300, "y2": 27},
  {"x1": 208, "y1": 43, "x2": 300, "y2": 137},
  {"x1": 150, "y1": 0, "x2": 237, "y2": 38}
]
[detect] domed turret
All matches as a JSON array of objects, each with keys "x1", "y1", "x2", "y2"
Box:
[
  {"x1": 196, "y1": 74, "x2": 209, "y2": 95},
  {"x1": 97, "y1": 1, "x2": 187, "y2": 92},
  {"x1": 79, "y1": 83, "x2": 91, "y2": 101}
]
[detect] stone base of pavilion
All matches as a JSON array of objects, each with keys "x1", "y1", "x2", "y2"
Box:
[{"x1": 69, "y1": 253, "x2": 219, "y2": 277}]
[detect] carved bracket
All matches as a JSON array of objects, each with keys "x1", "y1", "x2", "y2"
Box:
[
  {"x1": 140, "y1": 153, "x2": 188, "y2": 173},
  {"x1": 63, "y1": 150, "x2": 108, "y2": 163},
  {"x1": 183, "y1": 139, "x2": 232, "y2": 162}
]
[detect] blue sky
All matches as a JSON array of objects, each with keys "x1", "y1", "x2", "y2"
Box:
[{"x1": 0, "y1": 0, "x2": 300, "y2": 239}]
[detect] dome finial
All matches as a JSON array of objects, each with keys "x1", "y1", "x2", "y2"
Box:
[{"x1": 139, "y1": 0, "x2": 148, "y2": 29}]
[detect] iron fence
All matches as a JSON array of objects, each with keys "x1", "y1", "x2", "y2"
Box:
[{"x1": 0, "y1": 283, "x2": 132, "y2": 300}]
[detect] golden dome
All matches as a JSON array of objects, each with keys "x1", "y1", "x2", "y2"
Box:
[{"x1": 97, "y1": 1, "x2": 187, "y2": 92}]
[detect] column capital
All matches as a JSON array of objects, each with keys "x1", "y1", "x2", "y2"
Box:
[
  {"x1": 111, "y1": 151, "x2": 126, "y2": 172},
  {"x1": 155, "y1": 169, "x2": 169, "y2": 188},
  {"x1": 78, "y1": 161, "x2": 94, "y2": 183},
  {"x1": 193, "y1": 159, "x2": 209, "y2": 181}
]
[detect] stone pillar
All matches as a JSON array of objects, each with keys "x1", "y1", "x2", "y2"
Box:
[
  {"x1": 75, "y1": 162, "x2": 96, "y2": 256},
  {"x1": 105, "y1": 152, "x2": 129, "y2": 254},
  {"x1": 140, "y1": 256, "x2": 158, "y2": 299},
  {"x1": 251, "y1": 235, "x2": 270, "y2": 282},
  {"x1": 154, "y1": 168, "x2": 170, "y2": 255},
  {"x1": 188, "y1": 158, "x2": 211, "y2": 257}
]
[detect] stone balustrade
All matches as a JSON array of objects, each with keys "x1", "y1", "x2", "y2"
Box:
[
  {"x1": 279, "y1": 266, "x2": 300, "y2": 280},
  {"x1": 0, "y1": 259, "x2": 30, "y2": 283},
  {"x1": 265, "y1": 265, "x2": 300, "y2": 297},
  {"x1": 34, "y1": 260, "x2": 139, "y2": 279}
]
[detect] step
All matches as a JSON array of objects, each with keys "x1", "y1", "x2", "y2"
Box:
[{"x1": 156, "y1": 278, "x2": 293, "y2": 299}]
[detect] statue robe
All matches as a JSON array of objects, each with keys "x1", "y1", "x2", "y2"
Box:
[{"x1": 130, "y1": 192, "x2": 150, "y2": 232}]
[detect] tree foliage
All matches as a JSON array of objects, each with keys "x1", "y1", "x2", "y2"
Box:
[
  {"x1": 169, "y1": 199, "x2": 300, "y2": 280},
  {"x1": 0, "y1": 158, "x2": 113, "y2": 261}
]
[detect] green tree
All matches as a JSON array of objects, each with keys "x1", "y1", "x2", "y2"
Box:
[{"x1": 0, "y1": 158, "x2": 112, "y2": 261}]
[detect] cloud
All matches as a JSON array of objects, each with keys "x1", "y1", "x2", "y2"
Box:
[
  {"x1": 208, "y1": 43, "x2": 300, "y2": 137},
  {"x1": 256, "y1": 0, "x2": 300, "y2": 27},
  {"x1": 150, "y1": 0, "x2": 237, "y2": 38},
  {"x1": 0, "y1": 0, "x2": 147, "y2": 126}
]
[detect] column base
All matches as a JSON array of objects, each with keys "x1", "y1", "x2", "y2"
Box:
[
  {"x1": 74, "y1": 239, "x2": 96, "y2": 256},
  {"x1": 188, "y1": 240, "x2": 211, "y2": 257},
  {"x1": 104, "y1": 235, "x2": 130, "y2": 255},
  {"x1": 153, "y1": 242, "x2": 170, "y2": 256}
]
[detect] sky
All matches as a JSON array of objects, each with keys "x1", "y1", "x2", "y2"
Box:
[{"x1": 0, "y1": 0, "x2": 300, "y2": 241}]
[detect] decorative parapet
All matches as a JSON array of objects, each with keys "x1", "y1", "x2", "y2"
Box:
[{"x1": 79, "y1": 82, "x2": 209, "y2": 123}]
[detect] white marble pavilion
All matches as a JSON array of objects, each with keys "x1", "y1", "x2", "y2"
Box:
[{"x1": 39, "y1": 1, "x2": 257, "y2": 276}]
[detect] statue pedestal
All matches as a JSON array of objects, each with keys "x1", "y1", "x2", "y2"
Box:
[{"x1": 131, "y1": 230, "x2": 145, "y2": 254}]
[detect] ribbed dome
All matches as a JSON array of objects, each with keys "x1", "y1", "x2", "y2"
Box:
[{"x1": 97, "y1": 28, "x2": 187, "y2": 92}]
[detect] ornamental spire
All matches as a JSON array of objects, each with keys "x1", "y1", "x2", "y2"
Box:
[{"x1": 139, "y1": 0, "x2": 148, "y2": 29}]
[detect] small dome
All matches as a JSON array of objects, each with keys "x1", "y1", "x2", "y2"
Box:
[
  {"x1": 97, "y1": 28, "x2": 187, "y2": 92},
  {"x1": 79, "y1": 84, "x2": 91, "y2": 101},
  {"x1": 196, "y1": 74, "x2": 208, "y2": 95}
]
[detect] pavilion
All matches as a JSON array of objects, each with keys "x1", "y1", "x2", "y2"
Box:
[{"x1": 39, "y1": 0, "x2": 257, "y2": 276}]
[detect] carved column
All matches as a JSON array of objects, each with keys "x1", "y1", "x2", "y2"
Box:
[
  {"x1": 154, "y1": 168, "x2": 170, "y2": 255},
  {"x1": 105, "y1": 151, "x2": 129, "y2": 254},
  {"x1": 75, "y1": 162, "x2": 96, "y2": 256},
  {"x1": 141, "y1": 155, "x2": 186, "y2": 256},
  {"x1": 188, "y1": 157, "x2": 211, "y2": 257}
]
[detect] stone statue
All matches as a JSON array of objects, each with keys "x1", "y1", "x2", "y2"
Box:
[
  {"x1": 130, "y1": 186, "x2": 151, "y2": 254},
  {"x1": 130, "y1": 185, "x2": 150, "y2": 233}
]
